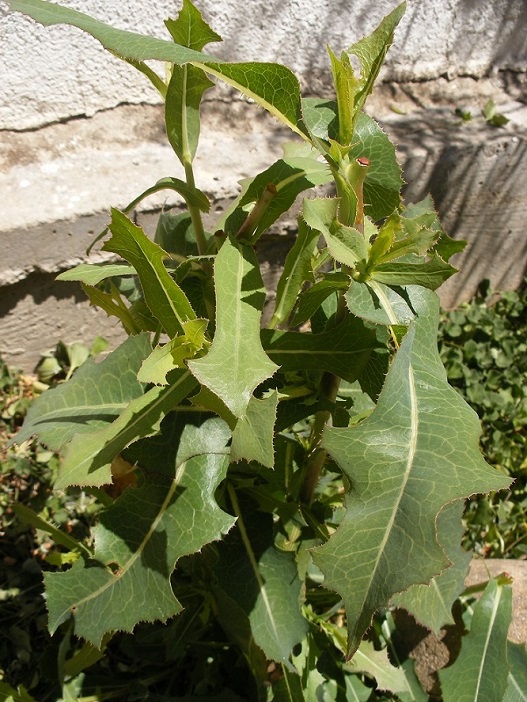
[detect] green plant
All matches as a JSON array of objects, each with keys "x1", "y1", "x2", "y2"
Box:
[
  {"x1": 440, "y1": 279, "x2": 527, "y2": 558},
  {"x1": 5, "y1": 0, "x2": 521, "y2": 699}
]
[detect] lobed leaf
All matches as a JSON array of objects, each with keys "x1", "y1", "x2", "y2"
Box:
[
  {"x1": 313, "y1": 289, "x2": 511, "y2": 656},
  {"x1": 189, "y1": 236, "x2": 278, "y2": 418},
  {"x1": 45, "y1": 417, "x2": 235, "y2": 646},
  {"x1": 230, "y1": 392, "x2": 278, "y2": 468}
]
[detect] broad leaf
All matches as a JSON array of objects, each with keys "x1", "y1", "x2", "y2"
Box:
[
  {"x1": 439, "y1": 576, "x2": 512, "y2": 702},
  {"x1": 313, "y1": 289, "x2": 511, "y2": 655},
  {"x1": 213, "y1": 511, "x2": 308, "y2": 669},
  {"x1": 164, "y1": 0, "x2": 221, "y2": 52},
  {"x1": 270, "y1": 220, "x2": 321, "y2": 328},
  {"x1": 45, "y1": 417, "x2": 235, "y2": 646},
  {"x1": 262, "y1": 315, "x2": 382, "y2": 384},
  {"x1": 404, "y1": 196, "x2": 466, "y2": 262},
  {"x1": 303, "y1": 197, "x2": 368, "y2": 264},
  {"x1": 231, "y1": 392, "x2": 278, "y2": 468},
  {"x1": 189, "y1": 236, "x2": 278, "y2": 417},
  {"x1": 391, "y1": 500, "x2": 472, "y2": 633},
  {"x1": 348, "y1": 641, "x2": 411, "y2": 695},
  {"x1": 56, "y1": 370, "x2": 198, "y2": 488},
  {"x1": 504, "y1": 641, "x2": 527, "y2": 702},
  {"x1": 13, "y1": 334, "x2": 151, "y2": 450},
  {"x1": 103, "y1": 209, "x2": 196, "y2": 337}
]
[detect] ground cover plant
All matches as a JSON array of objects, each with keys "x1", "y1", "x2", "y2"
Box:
[{"x1": 3, "y1": 0, "x2": 526, "y2": 699}]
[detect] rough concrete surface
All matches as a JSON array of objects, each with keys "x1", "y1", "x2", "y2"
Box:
[{"x1": 1, "y1": 0, "x2": 526, "y2": 129}]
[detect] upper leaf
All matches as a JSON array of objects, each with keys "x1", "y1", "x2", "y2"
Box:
[
  {"x1": 189, "y1": 236, "x2": 278, "y2": 418},
  {"x1": 45, "y1": 416, "x2": 235, "y2": 646},
  {"x1": 164, "y1": 0, "x2": 221, "y2": 52},
  {"x1": 313, "y1": 289, "x2": 511, "y2": 656},
  {"x1": 346, "y1": 2, "x2": 406, "y2": 121}
]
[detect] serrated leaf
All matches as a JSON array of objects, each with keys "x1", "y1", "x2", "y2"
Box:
[
  {"x1": 45, "y1": 417, "x2": 235, "y2": 646},
  {"x1": 231, "y1": 392, "x2": 278, "y2": 468},
  {"x1": 12, "y1": 334, "x2": 151, "y2": 450},
  {"x1": 102, "y1": 209, "x2": 196, "y2": 337},
  {"x1": 391, "y1": 500, "x2": 472, "y2": 633},
  {"x1": 301, "y1": 97, "x2": 339, "y2": 142},
  {"x1": 7, "y1": 0, "x2": 306, "y2": 138},
  {"x1": 199, "y1": 61, "x2": 305, "y2": 138},
  {"x1": 313, "y1": 289, "x2": 511, "y2": 656},
  {"x1": 164, "y1": 0, "x2": 221, "y2": 52},
  {"x1": 214, "y1": 511, "x2": 308, "y2": 669},
  {"x1": 349, "y1": 114, "x2": 403, "y2": 221},
  {"x1": 262, "y1": 315, "x2": 382, "y2": 384},
  {"x1": 347, "y1": 2, "x2": 406, "y2": 120},
  {"x1": 56, "y1": 370, "x2": 198, "y2": 488},
  {"x1": 439, "y1": 577, "x2": 512, "y2": 702},
  {"x1": 404, "y1": 196, "x2": 466, "y2": 263},
  {"x1": 504, "y1": 641, "x2": 527, "y2": 702},
  {"x1": 57, "y1": 263, "x2": 135, "y2": 285},
  {"x1": 346, "y1": 280, "x2": 416, "y2": 326},
  {"x1": 370, "y1": 254, "x2": 457, "y2": 289},
  {"x1": 303, "y1": 197, "x2": 368, "y2": 264},
  {"x1": 270, "y1": 220, "x2": 321, "y2": 328},
  {"x1": 189, "y1": 236, "x2": 278, "y2": 417},
  {"x1": 222, "y1": 157, "x2": 330, "y2": 240}
]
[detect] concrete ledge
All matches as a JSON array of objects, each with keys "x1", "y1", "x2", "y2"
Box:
[{"x1": 1, "y1": 77, "x2": 526, "y2": 369}]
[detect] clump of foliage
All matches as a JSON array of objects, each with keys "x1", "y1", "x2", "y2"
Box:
[
  {"x1": 4, "y1": 0, "x2": 526, "y2": 700},
  {"x1": 440, "y1": 279, "x2": 527, "y2": 558}
]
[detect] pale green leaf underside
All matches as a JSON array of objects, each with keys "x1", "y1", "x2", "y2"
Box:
[
  {"x1": 314, "y1": 289, "x2": 510, "y2": 655},
  {"x1": 346, "y1": 280, "x2": 416, "y2": 326},
  {"x1": 45, "y1": 418, "x2": 235, "y2": 647},
  {"x1": 189, "y1": 237, "x2": 278, "y2": 417},
  {"x1": 439, "y1": 577, "x2": 512, "y2": 702},
  {"x1": 13, "y1": 334, "x2": 151, "y2": 450}
]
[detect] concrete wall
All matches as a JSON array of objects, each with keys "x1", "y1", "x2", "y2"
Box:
[{"x1": 1, "y1": 0, "x2": 526, "y2": 369}]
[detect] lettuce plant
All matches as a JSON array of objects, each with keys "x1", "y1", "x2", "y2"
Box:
[{"x1": 7, "y1": 0, "x2": 516, "y2": 698}]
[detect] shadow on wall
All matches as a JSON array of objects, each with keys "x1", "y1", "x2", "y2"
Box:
[{"x1": 397, "y1": 116, "x2": 527, "y2": 307}]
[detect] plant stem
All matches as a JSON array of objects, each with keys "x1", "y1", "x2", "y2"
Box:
[{"x1": 184, "y1": 161, "x2": 208, "y2": 257}]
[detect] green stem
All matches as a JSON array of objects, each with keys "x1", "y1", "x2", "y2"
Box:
[
  {"x1": 184, "y1": 161, "x2": 208, "y2": 257},
  {"x1": 236, "y1": 183, "x2": 277, "y2": 243}
]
